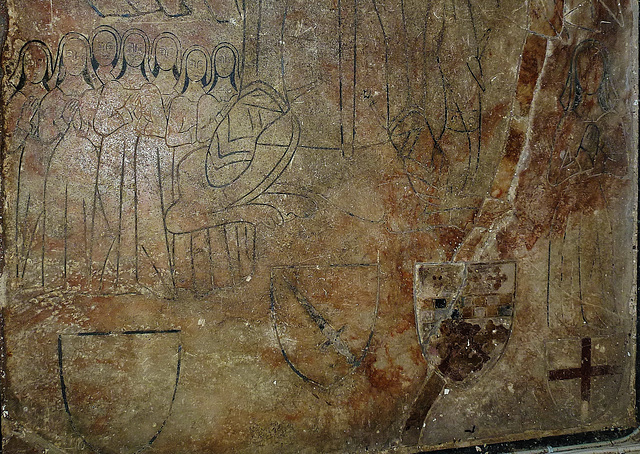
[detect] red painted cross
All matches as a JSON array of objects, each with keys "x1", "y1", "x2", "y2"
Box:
[{"x1": 548, "y1": 337, "x2": 618, "y2": 402}]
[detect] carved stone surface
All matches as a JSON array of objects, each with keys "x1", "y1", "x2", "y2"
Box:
[{"x1": 0, "y1": 1, "x2": 637, "y2": 453}]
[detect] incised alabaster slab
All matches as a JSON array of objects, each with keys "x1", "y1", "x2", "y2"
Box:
[{"x1": 0, "y1": 0, "x2": 637, "y2": 453}]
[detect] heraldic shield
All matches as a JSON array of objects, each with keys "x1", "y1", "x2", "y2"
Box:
[
  {"x1": 58, "y1": 330, "x2": 182, "y2": 454},
  {"x1": 270, "y1": 264, "x2": 380, "y2": 388},
  {"x1": 414, "y1": 261, "x2": 516, "y2": 382}
]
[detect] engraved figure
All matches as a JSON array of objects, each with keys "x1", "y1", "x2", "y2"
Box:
[
  {"x1": 41, "y1": 32, "x2": 101, "y2": 289},
  {"x1": 392, "y1": 109, "x2": 448, "y2": 221},
  {"x1": 373, "y1": 0, "x2": 448, "y2": 211},
  {"x1": 373, "y1": 0, "x2": 435, "y2": 132},
  {"x1": 376, "y1": 0, "x2": 488, "y2": 231},
  {"x1": 8, "y1": 40, "x2": 53, "y2": 287},
  {"x1": 165, "y1": 40, "x2": 308, "y2": 289},
  {"x1": 166, "y1": 45, "x2": 212, "y2": 291},
  {"x1": 87, "y1": 25, "x2": 121, "y2": 290},
  {"x1": 167, "y1": 45, "x2": 210, "y2": 190},
  {"x1": 94, "y1": 29, "x2": 172, "y2": 296},
  {"x1": 546, "y1": 40, "x2": 627, "y2": 331},
  {"x1": 150, "y1": 32, "x2": 181, "y2": 116},
  {"x1": 433, "y1": 0, "x2": 486, "y2": 194},
  {"x1": 6, "y1": 41, "x2": 53, "y2": 151},
  {"x1": 197, "y1": 42, "x2": 239, "y2": 140},
  {"x1": 91, "y1": 25, "x2": 120, "y2": 86}
]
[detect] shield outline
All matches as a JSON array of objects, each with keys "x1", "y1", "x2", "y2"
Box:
[
  {"x1": 270, "y1": 263, "x2": 380, "y2": 388},
  {"x1": 57, "y1": 329, "x2": 182, "y2": 454}
]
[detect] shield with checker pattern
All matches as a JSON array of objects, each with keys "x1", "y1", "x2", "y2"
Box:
[{"x1": 414, "y1": 261, "x2": 516, "y2": 382}]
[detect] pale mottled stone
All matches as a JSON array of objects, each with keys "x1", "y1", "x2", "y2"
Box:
[{"x1": 0, "y1": 1, "x2": 637, "y2": 453}]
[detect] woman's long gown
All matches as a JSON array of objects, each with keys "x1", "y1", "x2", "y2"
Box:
[
  {"x1": 41, "y1": 85, "x2": 99, "y2": 289},
  {"x1": 547, "y1": 108, "x2": 627, "y2": 332},
  {"x1": 95, "y1": 76, "x2": 173, "y2": 296}
]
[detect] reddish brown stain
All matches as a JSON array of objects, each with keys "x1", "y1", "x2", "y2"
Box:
[
  {"x1": 503, "y1": 126, "x2": 526, "y2": 164},
  {"x1": 410, "y1": 343, "x2": 425, "y2": 367},
  {"x1": 392, "y1": 316, "x2": 414, "y2": 337},
  {"x1": 435, "y1": 319, "x2": 509, "y2": 382},
  {"x1": 529, "y1": 0, "x2": 564, "y2": 36},
  {"x1": 365, "y1": 360, "x2": 403, "y2": 392},
  {"x1": 258, "y1": 345, "x2": 285, "y2": 370},
  {"x1": 481, "y1": 102, "x2": 509, "y2": 148},
  {"x1": 283, "y1": 412, "x2": 303, "y2": 422},
  {"x1": 361, "y1": 337, "x2": 415, "y2": 395},
  {"x1": 436, "y1": 227, "x2": 466, "y2": 260},
  {"x1": 549, "y1": 0, "x2": 564, "y2": 34},
  {"x1": 516, "y1": 34, "x2": 547, "y2": 114}
]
